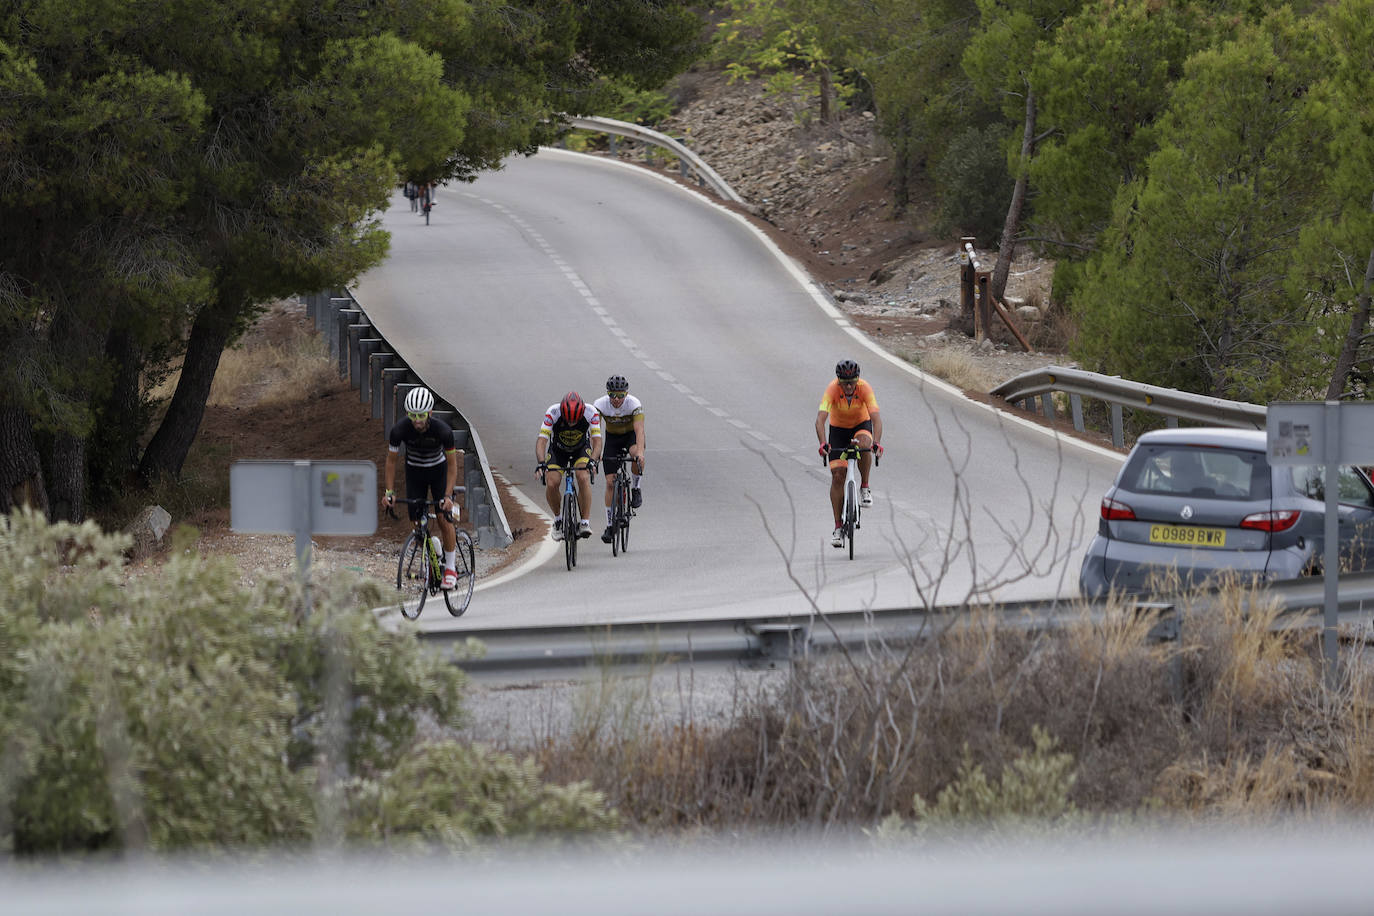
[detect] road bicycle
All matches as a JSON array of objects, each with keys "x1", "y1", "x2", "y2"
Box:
[
  {"x1": 540, "y1": 460, "x2": 595, "y2": 570},
  {"x1": 419, "y1": 185, "x2": 435, "y2": 225},
  {"x1": 606, "y1": 448, "x2": 637, "y2": 557},
  {"x1": 389, "y1": 491, "x2": 474, "y2": 618},
  {"x1": 826, "y1": 440, "x2": 879, "y2": 560}
]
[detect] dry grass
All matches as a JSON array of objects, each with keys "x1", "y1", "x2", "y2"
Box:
[
  {"x1": 149, "y1": 304, "x2": 338, "y2": 409},
  {"x1": 1023, "y1": 289, "x2": 1077, "y2": 353},
  {"x1": 918, "y1": 348, "x2": 997, "y2": 392},
  {"x1": 529, "y1": 586, "x2": 1374, "y2": 834}
]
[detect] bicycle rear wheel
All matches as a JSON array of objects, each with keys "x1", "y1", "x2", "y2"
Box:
[
  {"x1": 845, "y1": 480, "x2": 858, "y2": 560},
  {"x1": 443, "y1": 529, "x2": 475, "y2": 616},
  {"x1": 396, "y1": 531, "x2": 428, "y2": 619},
  {"x1": 563, "y1": 491, "x2": 578, "y2": 570}
]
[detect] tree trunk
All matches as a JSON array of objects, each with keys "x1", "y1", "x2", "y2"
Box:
[
  {"x1": 137, "y1": 301, "x2": 238, "y2": 482},
  {"x1": 0, "y1": 404, "x2": 48, "y2": 515},
  {"x1": 992, "y1": 85, "x2": 1037, "y2": 303},
  {"x1": 44, "y1": 432, "x2": 86, "y2": 522},
  {"x1": 1324, "y1": 205, "x2": 1374, "y2": 400},
  {"x1": 90, "y1": 327, "x2": 148, "y2": 504}
]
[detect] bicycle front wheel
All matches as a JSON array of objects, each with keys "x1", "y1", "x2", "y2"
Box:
[
  {"x1": 616, "y1": 476, "x2": 631, "y2": 555},
  {"x1": 563, "y1": 493, "x2": 578, "y2": 570},
  {"x1": 443, "y1": 529, "x2": 476, "y2": 617},
  {"x1": 610, "y1": 477, "x2": 624, "y2": 557},
  {"x1": 845, "y1": 480, "x2": 858, "y2": 560},
  {"x1": 396, "y1": 531, "x2": 428, "y2": 619}
]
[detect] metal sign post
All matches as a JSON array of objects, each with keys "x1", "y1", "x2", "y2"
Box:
[
  {"x1": 230, "y1": 460, "x2": 378, "y2": 615},
  {"x1": 1268, "y1": 402, "x2": 1374, "y2": 685}
]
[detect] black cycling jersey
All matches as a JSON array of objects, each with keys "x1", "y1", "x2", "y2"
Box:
[
  {"x1": 388, "y1": 416, "x2": 456, "y2": 468},
  {"x1": 550, "y1": 414, "x2": 592, "y2": 451}
]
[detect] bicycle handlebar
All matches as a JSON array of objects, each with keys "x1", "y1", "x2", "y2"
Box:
[
  {"x1": 822, "y1": 443, "x2": 882, "y2": 467},
  {"x1": 384, "y1": 493, "x2": 461, "y2": 522}
]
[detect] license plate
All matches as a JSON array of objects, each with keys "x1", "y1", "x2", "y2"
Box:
[{"x1": 1149, "y1": 524, "x2": 1226, "y2": 547}]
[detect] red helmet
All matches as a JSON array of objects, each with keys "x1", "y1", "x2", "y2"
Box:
[{"x1": 560, "y1": 391, "x2": 584, "y2": 422}]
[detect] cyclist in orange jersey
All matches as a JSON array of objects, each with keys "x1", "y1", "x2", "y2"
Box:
[{"x1": 816, "y1": 359, "x2": 883, "y2": 548}]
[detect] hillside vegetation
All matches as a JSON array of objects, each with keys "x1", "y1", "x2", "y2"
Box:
[{"x1": 682, "y1": 0, "x2": 1374, "y2": 405}]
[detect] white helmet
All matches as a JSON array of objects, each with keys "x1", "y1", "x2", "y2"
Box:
[{"x1": 404, "y1": 387, "x2": 435, "y2": 415}]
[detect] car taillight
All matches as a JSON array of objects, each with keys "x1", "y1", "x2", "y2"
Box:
[
  {"x1": 1101, "y1": 497, "x2": 1135, "y2": 521},
  {"x1": 1240, "y1": 509, "x2": 1300, "y2": 532}
]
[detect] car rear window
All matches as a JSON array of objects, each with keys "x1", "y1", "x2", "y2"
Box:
[{"x1": 1119, "y1": 444, "x2": 1271, "y2": 500}]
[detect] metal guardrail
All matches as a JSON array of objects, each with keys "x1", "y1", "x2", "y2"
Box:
[
  {"x1": 423, "y1": 571, "x2": 1374, "y2": 677},
  {"x1": 566, "y1": 115, "x2": 748, "y2": 208},
  {"x1": 302, "y1": 291, "x2": 513, "y2": 548},
  {"x1": 991, "y1": 365, "x2": 1268, "y2": 448}
]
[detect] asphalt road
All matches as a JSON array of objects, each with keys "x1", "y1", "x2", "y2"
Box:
[{"x1": 353, "y1": 149, "x2": 1123, "y2": 629}]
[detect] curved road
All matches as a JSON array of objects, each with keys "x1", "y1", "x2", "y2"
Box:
[{"x1": 354, "y1": 149, "x2": 1123, "y2": 629}]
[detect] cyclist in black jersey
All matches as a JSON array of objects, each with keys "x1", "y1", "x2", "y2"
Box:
[
  {"x1": 382, "y1": 387, "x2": 463, "y2": 590},
  {"x1": 535, "y1": 391, "x2": 603, "y2": 541}
]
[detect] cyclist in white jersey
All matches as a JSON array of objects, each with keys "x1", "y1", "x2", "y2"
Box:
[{"x1": 592, "y1": 374, "x2": 645, "y2": 544}]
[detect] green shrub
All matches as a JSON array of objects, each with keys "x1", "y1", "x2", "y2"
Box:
[
  {"x1": 0, "y1": 509, "x2": 613, "y2": 856},
  {"x1": 932, "y1": 125, "x2": 1013, "y2": 246}
]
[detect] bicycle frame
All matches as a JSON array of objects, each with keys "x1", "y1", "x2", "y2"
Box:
[
  {"x1": 829, "y1": 440, "x2": 875, "y2": 560},
  {"x1": 390, "y1": 493, "x2": 474, "y2": 618},
  {"x1": 608, "y1": 449, "x2": 635, "y2": 557},
  {"x1": 542, "y1": 462, "x2": 588, "y2": 570}
]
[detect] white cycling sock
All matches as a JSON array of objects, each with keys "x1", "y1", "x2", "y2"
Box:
[
  {"x1": 444, "y1": 550, "x2": 455, "y2": 569},
  {"x1": 606, "y1": 508, "x2": 613, "y2": 524},
  {"x1": 633, "y1": 474, "x2": 642, "y2": 488}
]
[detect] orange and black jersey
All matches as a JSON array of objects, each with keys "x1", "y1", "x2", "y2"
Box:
[{"x1": 818, "y1": 378, "x2": 878, "y2": 427}]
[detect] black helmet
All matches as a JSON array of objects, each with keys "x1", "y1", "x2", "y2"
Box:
[
  {"x1": 606, "y1": 374, "x2": 628, "y2": 394},
  {"x1": 836, "y1": 359, "x2": 860, "y2": 380}
]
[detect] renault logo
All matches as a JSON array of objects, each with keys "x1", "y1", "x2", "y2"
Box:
[{"x1": 1181, "y1": 505, "x2": 1194, "y2": 520}]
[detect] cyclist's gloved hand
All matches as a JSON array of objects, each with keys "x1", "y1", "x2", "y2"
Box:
[
  {"x1": 382, "y1": 490, "x2": 395, "y2": 507},
  {"x1": 874, "y1": 443, "x2": 884, "y2": 458},
  {"x1": 818, "y1": 444, "x2": 829, "y2": 459}
]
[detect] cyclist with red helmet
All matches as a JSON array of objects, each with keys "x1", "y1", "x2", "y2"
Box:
[
  {"x1": 816, "y1": 359, "x2": 883, "y2": 548},
  {"x1": 535, "y1": 391, "x2": 603, "y2": 541}
]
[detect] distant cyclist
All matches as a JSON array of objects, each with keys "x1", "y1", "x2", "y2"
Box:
[
  {"x1": 382, "y1": 387, "x2": 463, "y2": 589},
  {"x1": 593, "y1": 374, "x2": 646, "y2": 543},
  {"x1": 535, "y1": 391, "x2": 603, "y2": 541},
  {"x1": 816, "y1": 359, "x2": 883, "y2": 548}
]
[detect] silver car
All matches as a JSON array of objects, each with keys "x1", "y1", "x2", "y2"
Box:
[{"x1": 1079, "y1": 427, "x2": 1374, "y2": 597}]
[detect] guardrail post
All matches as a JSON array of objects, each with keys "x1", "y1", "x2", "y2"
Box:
[
  {"x1": 976, "y1": 272, "x2": 992, "y2": 342},
  {"x1": 325, "y1": 297, "x2": 351, "y2": 357},
  {"x1": 357, "y1": 339, "x2": 384, "y2": 404},
  {"x1": 381, "y1": 368, "x2": 410, "y2": 431},
  {"x1": 1111, "y1": 403, "x2": 1124, "y2": 448},
  {"x1": 369, "y1": 354, "x2": 398, "y2": 419},
  {"x1": 346, "y1": 322, "x2": 371, "y2": 388},
  {"x1": 1070, "y1": 393, "x2": 1085, "y2": 432},
  {"x1": 1165, "y1": 416, "x2": 1179, "y2": 428},
  {"x1": 336, "y1": 309, "x2": 361, "y2": 377},
  {"x1": 959, "y1": 237, "x2": 976, "y2": 330}
]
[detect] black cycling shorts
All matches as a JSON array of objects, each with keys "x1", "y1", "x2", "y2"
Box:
[
  {"x1": 404, "y1": 463, "x2": 448, "y2": 521},
  {"x1": 827, "y1": 421, "x2": 874, "y2": 463},
  {"x1": 601, "y1": 433, "x2": 637, "y2": 476},
  {"x1": 547, "y1": 442, "x2": 593, "y2": 473}
]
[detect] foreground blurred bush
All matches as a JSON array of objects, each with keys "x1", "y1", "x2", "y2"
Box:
[{"x1": 0, "y1": 509, "x2": 614, "y2": 856}]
